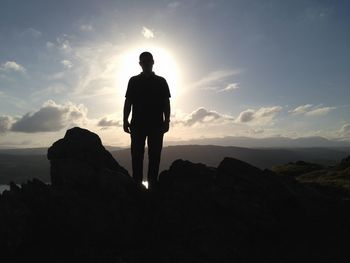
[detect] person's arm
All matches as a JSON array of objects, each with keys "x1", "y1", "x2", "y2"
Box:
[
  {"x1": 123, "y1": 98, "x2": 132, "y2": 133},
  {"x1": 163, "y1": 98, "x2": 170, "y2": 133}
]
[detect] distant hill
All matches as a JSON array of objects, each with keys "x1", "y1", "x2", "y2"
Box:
[
  {"x1": 113, "y1": 145, "x2": 350, "y2": 178},
  {"x1": 272, "y1": 156, "x2": 350, "y2": 198},
  {"x1": 1, "y1": 144, "x2": 350, "y2": 185},
  {"x1": 0, "y1": 146, "x2": 124, "y2": 155},
  {"x1": 0, "y1": 147, "x2": 48, "y2": 155},
  {"x1": 0, "y1": 154, "x2": 50, "y2": 184},
  {"x1": 165, "y1": 136, "x2": 350, "y2": 148}
]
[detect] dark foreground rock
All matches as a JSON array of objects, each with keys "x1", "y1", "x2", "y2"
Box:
[{"x1": 0, "y1": 127, "x2": 349, "y2": 263}]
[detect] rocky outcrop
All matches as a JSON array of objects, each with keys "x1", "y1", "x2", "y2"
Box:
[
  {"x1": 47, "y1": 127, "x2": 130, "y2": 189},
  {"x1": 0, "y1": 127, "x2": 349, "y2": 263}
]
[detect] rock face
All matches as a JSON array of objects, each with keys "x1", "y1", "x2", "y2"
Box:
[
  {"x1": 47, "y1": 127, "x2": 130, "y2": 189},
  {"x1": 1, "y1": 127, "x2": 349, "y2": 263}
]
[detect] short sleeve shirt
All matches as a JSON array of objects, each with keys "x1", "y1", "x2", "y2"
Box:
[{"x1": 125, "y1": 72, "x2": 171, "y2": 129}]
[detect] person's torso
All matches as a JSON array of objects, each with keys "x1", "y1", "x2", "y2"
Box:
[{"x1": 130, "y1": 73, "x2": 168, "y2": 129}]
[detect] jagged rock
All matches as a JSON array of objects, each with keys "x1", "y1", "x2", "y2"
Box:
[
  {"x1": 216, "y1": 157, "x2": 299, "y2": 212},
  {"x1": 158, "y1": 159, "x2": 216, "y2": 191},
  {"x1": 47, "y1": 127, "x2": 132, "y2": 192}
]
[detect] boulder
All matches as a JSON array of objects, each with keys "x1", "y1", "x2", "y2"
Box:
[{"x1": 47, "y1": 127, "x2": 132, "y2": 193}]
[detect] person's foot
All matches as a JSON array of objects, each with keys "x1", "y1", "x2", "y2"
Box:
[
  {"x1": 135, "y1": 181, "x2": 147, "y2": 192},
  {"x1": 147, "y1": 181, "x2": 160, "y2": 194}
]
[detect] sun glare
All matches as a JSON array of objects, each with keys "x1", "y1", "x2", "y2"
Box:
[
  {"x1": 116, "y1": 46, "x2": 182, "y2": 102},
  {"x1": 142, "y1": 181, "x2": 148, "y2": 189}
]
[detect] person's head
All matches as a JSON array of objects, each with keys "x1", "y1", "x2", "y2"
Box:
[{"x1": 139, "y1": 51, "x2": 154, "y2": 73}]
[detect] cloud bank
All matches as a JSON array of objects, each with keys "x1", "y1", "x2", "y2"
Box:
[
  {"x1": 179, "y1": 107, "x2": 234, "y2": 127},
  {"x1": 97, "y1": 117, "x2": 122, "y2": 128},
  {"x1": 11, "y1": 100, "x2": 87, "y2": 133}
]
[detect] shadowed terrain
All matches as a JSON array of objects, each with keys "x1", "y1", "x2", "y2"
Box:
[
  {"x1": 0, "y1": 127, "x2": 349, "y2": 262},
  {"x1": 1, "y1": 144, "x2": 350, "y2": 185}
]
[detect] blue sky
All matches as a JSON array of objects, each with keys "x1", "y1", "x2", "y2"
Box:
[{"x1": 0, "y1": 0, "x2": 350, "y2": 148}]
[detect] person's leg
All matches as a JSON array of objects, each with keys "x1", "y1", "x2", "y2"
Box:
[
  {"x1": 147, "y1": 130, "x2": 164, "y2": 190},
  {"x1": 131, "y1": 128, "x2": 147, "y2": 187}
]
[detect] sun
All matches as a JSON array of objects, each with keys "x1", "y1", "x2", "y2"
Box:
[{"x1": 116, "y1": 46, "x2": 182, "y2": 102}]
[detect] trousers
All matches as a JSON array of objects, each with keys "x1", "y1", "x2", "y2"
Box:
[{"x1": 130, "y1": 127, "x2": 164, "y2": 189}]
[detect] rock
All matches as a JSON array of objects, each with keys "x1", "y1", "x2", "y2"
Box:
[
  {"x1": 215, "y1": 158, "x2": 304, "y2": 225},
  {"x1": 158, "y1": 159, "x2": 216, "y2": 191},
  {"x1": 154, "y1": 158, "x2": 303, "y2": 262},
  {"x1": 47, "y1": 127, "x2": 131, "y2": 191}
]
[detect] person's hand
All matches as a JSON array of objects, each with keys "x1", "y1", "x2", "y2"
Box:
[
  {"x1": 163, "y1": 120, "x2": 170, "y2": 133},
  {"x1": 123, "y1": 121, "x2": 131, "y2": 133}
]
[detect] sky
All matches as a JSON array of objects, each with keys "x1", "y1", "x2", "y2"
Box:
[{"x1": 0, "y1": 0, "x2": 350, "y2": 148}]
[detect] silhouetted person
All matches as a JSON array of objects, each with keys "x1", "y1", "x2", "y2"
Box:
[{"x1": 123, "y1": 51, "x2": 171, "y2": 190}]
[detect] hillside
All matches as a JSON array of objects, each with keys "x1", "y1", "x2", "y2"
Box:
[
  {"x1": 273, "y1": 157, "x2": 350, "y2": 198},
  {"x1": 1, "y1": 145, "x2": 350, "y2": 184},
  {"x1": 1, "y1": 127, "x2": 349, "y2": 262}
]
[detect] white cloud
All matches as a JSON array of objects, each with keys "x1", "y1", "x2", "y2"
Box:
[
  {"x1": 219, "y1": 82, "x2": 239, "y2": 92},
  {"x1": 0, "y1": 116, "x2": 12, "y2": 134},
  {"x1": 173, "y1": 106, "x2": 281, "y2": 128},
  {"x1": 11, "y1": 100, "x2": 88, "y2": 133},
  {"x1": 305, "y1": 107, "x2": 336, "y2": 116},
  {"x1": 289, "y1": 104, "x2": 313, "y2": 115},
  {"x1": 97, "y1": 117, "x2": 122, "y2": 128},
  {"x1": 256, "y1": 106, "x2": 283, "y2": 118},
  {"x1": 180, "y1": 107, "x2": 234, "y2": 126},
  {"x1": 236, "y1": 109, "x2": 255, "y2": 123},
  {"x1": 191, "y1": 69, "x2": 241, "y2": 90},
  {"x1": 142, "y1": 26, "x2": 155, "y2": 39},
  {"x1": 0, "y1": 61, "x2": 26, "y2": 73},
  {"x1": 61, "y1": 59, "x2": 73, "y2": 69},
  {"x1": 290, "y1": 104, "x2": 336, "y2": 116},
  {"x1": 236, "y1": 106, "x2": 282, "y2": 124}
]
